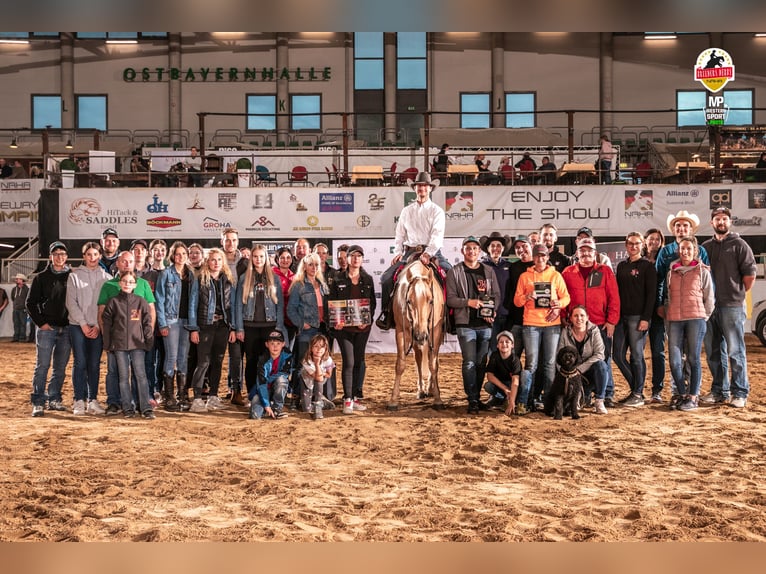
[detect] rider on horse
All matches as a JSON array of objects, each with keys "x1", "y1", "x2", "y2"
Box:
[{"x1": 376, "y1": 172, "x2": 452, "y2": 331}]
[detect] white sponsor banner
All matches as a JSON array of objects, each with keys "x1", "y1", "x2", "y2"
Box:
[
  {"x1": 0, "y1": 179, "x2": 42, "y2": 238},
  {"x1": 58, "y1": 183, "x2": 764, "y2": 240}
]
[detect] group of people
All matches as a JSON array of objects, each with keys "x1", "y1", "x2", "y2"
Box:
[
  {"x1": 375, "y1": 171, "x2": 755, "y2": 417},
  {"x1": 23, "y1": 169, "x2": 755, "y2": 421},
  {"x1": 25, "y1": 225, "x2": 375, "y2": 421}
]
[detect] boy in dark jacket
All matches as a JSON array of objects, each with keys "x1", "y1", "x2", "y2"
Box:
[
  {"x1": 248, "y1": 330, "x2": 292, "y2": 420},
  {"x1": 102, "y1": 271, "x2": 155, "y2": 419}
]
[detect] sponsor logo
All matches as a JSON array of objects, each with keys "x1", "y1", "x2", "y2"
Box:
[
  {"x1": 146, "y1": 194, "x2": 169, "y2": 213},
  {"x1": 709, "y1": 188, "x2": 732, "y2": 210},
  {"x1": 218, "y1": 192, "x2": 237, "y2": 212},
  {"x1": 0, "y1": 181, "x2": 31, "y2": 190},
  {"x1": 147, "y1": 215, "x2": 182, "y2": 229},
  {"x1": 368, "y1": 193, "x2": 386, "y2": 210},
  {"x1": 694, "y1": 48, "x2": 735, "y2": 93},
  {"x1": 252, "y1": 193, "x2": 274, "y2": 209},
  {"x1": 733, "y1": 215, "x2": 762, "y2": 227},
  {"x1": 202, "y1": 216, "x2": 233, "y2": 232},
  {"x1": 69, "y1": 197, "x2": 139, "y2": 226},
  {"x1": 445, "y1": 191, "x2": 474, "y2": 220},
  {"x1": 748, "y1": 188, "x2": 766, "y2": 209},
  {"x1": 69, "y1": 197, "x2": 101, "y2": 224},
  {"x1": 624, "y1": 189, "x2": 653, "y2": 218},
  {"x1": 356, "y1": 215, "x2": 371, "y2": 228},
  {"x1": 319, "y1": 192, "x2": 354, "y2": 212},
  {"x1": 188, "y1": 193, "x2": 205, "y2": 210},
  {"x1": 245, "y1": 216, "x2": 280, "y2": 232},
  {"x1": 307, "y1": 215, "x2": 319, "y2": 227}
]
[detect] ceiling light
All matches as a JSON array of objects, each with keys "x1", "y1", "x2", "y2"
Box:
[
  {"x1": 0, "y1": 39, "x2": 30, "y2": 44},
  {"x1": 65, "y1": 139, "x2": 73, "y2": 149},
  {"x1": 644, "y1": 34, "x2": 677, "y2": 40},
  {"x1": 106, "y1": 39, "x2": 138, "y2": 44},
  {"x1": 9, "y1": 138, "x2": 18, "y2": 149}
]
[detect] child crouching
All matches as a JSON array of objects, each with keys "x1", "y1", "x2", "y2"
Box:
[
  {"x1": 249, "y1": 330, "x2": 291, "y2": 420},
  {"x1": 299, "y1": 334, "x2": 335, "y2": 420}
]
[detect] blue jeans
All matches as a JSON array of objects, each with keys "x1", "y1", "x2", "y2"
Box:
[
  {"x1": 599, "y1": 159, "x2": 612, "y2": 184},
  {"x1": 249, "y1": 374, "x2": 289, "y2": 419},
  {"x1": 69, "y1": 325, "x2": 103, "y2": 402},
  {"x1": 648, "y1": 312, "x2": 666, "y2": 396},
  {"x1": 521, "y1": 324, "x2": 560, "y2": 404},
  {"x1": 580, "y1": 359, "x2": 610, "y2": 400},
  {"x1": 613, "y1": 315, "x2": 648, "y2": 396},
  {"x1": 13, "y1": 309, "x2": 28, "y2": 341},
  {"x1": 162, "y1": 319, "x2": 191, "y2": 376},
  {"x1": 597, "y1": 325, "x2": 615, "y2": 400},
  {"x1": 114, "y1": 349, "x2": 152, "y2": 415},
  {"x1": 30, "y1": 326, "x2": 72, "y2": 406},
  {"x1": 704, "y1": 305, "x2": 749, "y2": 399},
  {"x1": 668, "y1": 318, "x2": 707, "y2": 396},
  {"x1": 456, "y1": 326, "x2": 492, "y2": 404}
]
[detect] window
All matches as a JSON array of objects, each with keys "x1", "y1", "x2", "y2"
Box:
[
  {"x1": 677, "y1": 89, "x2": 753, "y2": 126},
  {"x1": 246, "y1": 95, "x2": 276, "y2": 131},
  {"x1": 505, "y1": 92, "x2": 536, "y2": 128},
  {"x1": 460, "y1": 93, "x2": 490, "y2": 129},
  {"x1": 32, "y1": 95, "x2": 61, "y2": 129},
  {"x1": 354, "y1": 32, "x2": 384, "y2": 90},
  {"x1": 76, "y1": 95, "x2": 107, "y2": 131},
  {"x1": 291, "y1": 94, "x2": 321, "y2": 131},
  {"x1": 75, "y1": 32, "x2": 166, "y2": 39},
  {"x1": 397, "y1": 32, "x2": 426, "y2": 90}
]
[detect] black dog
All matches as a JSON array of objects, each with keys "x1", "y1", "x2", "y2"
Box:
[{"x1": 544, "y1": 346, "x2": 585, "y2": 420}]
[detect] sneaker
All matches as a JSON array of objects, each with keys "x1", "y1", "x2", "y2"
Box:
[
  {"x1": 650, "y1": 393, "x2": 664, "y2": 404},
  {"x1": 47, "y1": 400, "x2": 66, "y2": 412},
  {"x1": 206, "y1": 395, "x2": 224, "y2": 411},
  {"x1": 484, "y1": 396, "x2": 506, "y2": 410},
  {"x1": 274, "y1": 409, "x2": 289, "y2": 419},
  {"x1": 700, "y1": 392, "x2": 726, "y2": 404},
  {"x1": 32, "y1": 405, "x2": 44, "y2": 417},
  {"x1": 467, "y1": 401, "x2": 480, "y2": 414},
  {"x1": 603, "y1": 397, "x2": 617, "y2": 409},
  {"x1": 87, "y1": 399, "x2": 106, "y2": 415},
  {"x1": 730, "y1": 396, "x2": 747, "y2": 409},
  {"x1": 142, "y1": 410, "x2": 156, "y2": 419},
  {"x1": 515, "y1": 403, "x2": 529, "y2": 416},
  {"x1": 313, "y1": 402, "x2": 324, "y2": 420},
  {"x1": 148, "y1": 398, "x2": 158, "y2": 410},
  {"x1": 678, "y1": 397, "x2": 699, "y2": 412},
  {"x1": 189, "y1": 398, "x2": 208, "y2": 413},
  {"x1": 154, "y1": 391, "x2": 163, "y2": 405},
  {"x1": 342, "y1": 399, "x2": 354, "y2": 415},
  {"x1": 533, "y1": 400, "x2": 545, "y2": 411},
  {"x1": 352, "y1": 399, "x2": 367, "y2": 412},
  {"x1": 623, "y1": 394, "x2": 645, "y2": 408},
  {"x1": 618, "y1": 394, "x2": 634, "y2": 404},
  {"x1": 123, "y1": 410, "x2": 137, "y2": 418},
  {"x1": 72, "y1": 400, "x2": 87, "y2": 416},
  {"x1": 105, "y1": 404, "x2": 121, "y2": 416},
  {"x1": 593, "y1": 399, "x2": 608, "y2": 415},
  {"x1": 321, "y1": 396, "x2": 336, "y2": 410},
  {"x1": 668, "y1": 395, "x2": 682, "y2": 411}
]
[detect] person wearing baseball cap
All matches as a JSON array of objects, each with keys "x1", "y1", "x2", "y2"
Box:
[
  {"x1": 513, "y1": 236, "x2": 570, "y2": 413},
  {"x1": 483, "y1": 329, "x2": 526, "y2": 416},
  {"x1": 248, "y1": 329, "x2": 292, "y2": 420},
  {"x1": 562, "y1": 231, "x2": 620, "y2": 412},
  {"x1": 377, "y1": 170, "x2": 451, "y2": 330},
  {"x1": 446, "y1": 234, "x2": 502, "y2": 414},
  {"x1": 700, "y1": 207, "x2": 756, "y2": 408},
  {"x1": 28, "y1": 239, "x2": 73, "y2": 417},
  {"x1": 480, "y1": 232, "x2": 512, "y2": 350},
  {"x1": 574, "y1": 228, "x2": 613, "y2": 271},
  {"x1": 100, "y1": 227, "x2": 120, "y2": 274}
]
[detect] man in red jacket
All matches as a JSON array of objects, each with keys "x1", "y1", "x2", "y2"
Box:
[{"x1": 562, "y1": 237, "x2": 620, "y2": 407}]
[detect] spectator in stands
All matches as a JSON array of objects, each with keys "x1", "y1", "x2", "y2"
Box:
[
  {"x1": 598, "y1": 134, "x2": 615, "y2": 184},
  {"x1": 130, "y1": 153, "x2": 149, "y2": 173},
  {"x1": 515, "y1": 152, "x2": 537, "y2": 183},
  {"x1": 755, "y1": 151, "x2": 766, "y2": 182},
  {"x1": 9, "y1": 159, "x2": 28, "y2": 179},
  {"x1": 474, "y1": 150, "x2": 499, "y2": 185},
  {"x1": 184, "y1": 146, "x2": 203, "y2": 187},
  {"x1": 0, "y1": 158, "x2": 12, "y2": 178},
  {"x1": 433, "y1": 143, "x2": 452, "y2": 178},
  {"x1": 634, "y1": 157, "x2": 653, "y2": 183},
  {"x1": 537, "y1": 156, "x2": 557, "y2": 184}
]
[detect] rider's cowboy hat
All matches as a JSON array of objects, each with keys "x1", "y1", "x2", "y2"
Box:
[{"x1": 409, "y1": 171, "x2": 440, "y2": 190}]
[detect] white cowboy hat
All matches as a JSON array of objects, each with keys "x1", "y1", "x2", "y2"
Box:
[
  {"x1": 666, "y1": 210, "x2": 700, "y2": 234},
  {"x1": 13, "y1": 273, "x2": 28, "y2": 281}
]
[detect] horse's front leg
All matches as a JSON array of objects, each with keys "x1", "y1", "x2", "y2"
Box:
[
  {"x1": 414, "y1": 344, "x2": 429, "y2": 400},
  {"x1": 388, "y1": 331, "x2": 408, "y2": 411},
  {"x1": 428, "y1": 347, "x2": 444, "y2": 408}
]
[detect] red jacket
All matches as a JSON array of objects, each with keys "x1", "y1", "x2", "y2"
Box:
[{"x1": 561, "y1": 262, "x2": 620, "y2": 326}]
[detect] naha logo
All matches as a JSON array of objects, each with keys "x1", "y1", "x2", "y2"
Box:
[{"x1": 694, "y1": 48, "x2": 735, "y2": 93}]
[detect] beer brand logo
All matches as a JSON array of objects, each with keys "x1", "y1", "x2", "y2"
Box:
[{"x1": 694, "y1": 48, "x2": 735, "y2": 93}]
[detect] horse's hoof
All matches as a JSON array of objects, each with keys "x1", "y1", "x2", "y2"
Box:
[
  {"x1": 432, "y1": 403, "x2": 446, "y2": 411},
  {"x1": 386, "y1": 404, "x2": 399, "y2": 412},
  {"x1": 417, "y1": 392, "x2": 430, "y2": 400}
]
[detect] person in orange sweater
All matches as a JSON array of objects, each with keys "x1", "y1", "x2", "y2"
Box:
[{"x1": 513, "y1": 244, "x2": 570, "y2": 411}]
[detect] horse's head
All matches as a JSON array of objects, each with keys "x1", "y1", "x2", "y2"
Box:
[{"x1": 403, "y1": 262, "x2": 436, "y2": 346}]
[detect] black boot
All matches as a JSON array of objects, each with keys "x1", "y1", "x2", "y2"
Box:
[
  {"x1": 176, "y1": 373, "x2": 190, "y2": 412},
  {"x1": 163, "y1": 372, "x2": 180, "y2": 412}
]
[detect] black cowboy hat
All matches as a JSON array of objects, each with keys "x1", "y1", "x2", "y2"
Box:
[
  {"x1": 409, "y1": 171, "x2": 440, "y2": 190},
  {"x1": 480, "y1": 232, "x2": 511, "y2": 254}
]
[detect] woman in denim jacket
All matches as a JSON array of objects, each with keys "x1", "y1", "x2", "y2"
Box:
[
  {"x1": 155, "y1": 241, "x2": 194, "y2": 411},
  {"x1": 287, "y1": 252, "x2": 329, "y2": 405},
  {"x1": 235, "y1": 244, "x2": 286, "y2": 402},
  {"x1": 188, "y1": 248, "x2": 236, "y2": 413}
]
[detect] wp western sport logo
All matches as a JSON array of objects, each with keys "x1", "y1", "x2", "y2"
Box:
[{"x1": 694, "y1": 48, "x2": 735, "y2": 93}]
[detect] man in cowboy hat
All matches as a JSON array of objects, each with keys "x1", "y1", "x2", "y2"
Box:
[
  {"x1": 376, "y1": 172, "x2": 451, "y2": 330},
  {"x1": 11, "y1": 273, "x2": 30, "y2": 342},
  {"x1": 480, "y1": 232, "x2": 512, "y2": 349}
]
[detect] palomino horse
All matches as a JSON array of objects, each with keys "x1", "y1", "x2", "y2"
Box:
[{"x1": 387, "y1": 260, "x2": 445, "y2": 410}]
